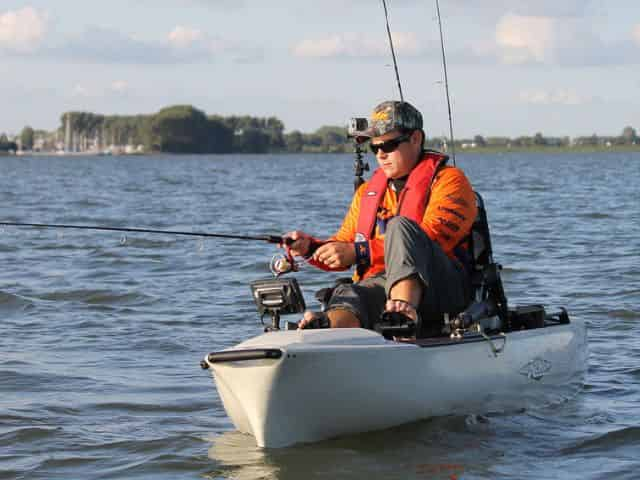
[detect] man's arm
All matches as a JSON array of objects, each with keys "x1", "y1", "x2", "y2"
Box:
[
  {"x1": 422, "y1": 167, "x2": 477, "y2": 256},
  {"x1": 304, "y1": 183, "x2": 366, "y2": 271}
]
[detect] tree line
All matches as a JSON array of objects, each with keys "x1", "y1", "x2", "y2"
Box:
[
  {"x1": 2, "y1": 104, "x2": 638, "y2": 154},
  {"x1": 3, "y1": 105, "x2": 352, "y2": 154}
]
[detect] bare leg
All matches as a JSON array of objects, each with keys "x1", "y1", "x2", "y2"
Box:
[
  {"x1": 298, "y1": 309, "x2": 360, "y2": 329},
  {"x1": 328, "y1": 309, "x2": 360, "y2": 328},
  {"x1": 386, "y1": 275, "x2": 423, "y2": 321}
]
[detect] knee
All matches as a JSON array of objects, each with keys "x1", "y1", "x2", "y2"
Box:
[
  {"x1": 327, "y1": 283, "x2": 361, "y2": 312},
  {"x1": 386, "y1": 216, "x2": 424, "y2": 244}
]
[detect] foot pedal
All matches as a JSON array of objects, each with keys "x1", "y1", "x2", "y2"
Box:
[{"x1": 375, "y1": 311, "x2": 416, "y2": 340}]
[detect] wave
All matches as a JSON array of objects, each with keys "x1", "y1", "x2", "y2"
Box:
[
  {"x1": 561, "y1": 426, "x2": 640, "y2": 454},
  {"x1": 87, "y1": 400, "x2": 211, "y2": 414},
  {"x1": 0, "y1": 426, "x2": 61, "y2": 443},
  {"x1": 577, "y1": 212, "x2": 612, "y2": 219},
  {"x1": 0, "y1": 291, "x2": 33, "y2": 313},
  {"x1": 607, "y1": 309, "x2": 639, "y2": 320},
  {"x1": 0, "y1": 369, "x2": 93, "y2": 393},
  {"x1": 17, "y1": 435, "x2": 208, "y2": 479},
  {"x1": 36, "y1": 289, "x2": 151, "y2": 306}
]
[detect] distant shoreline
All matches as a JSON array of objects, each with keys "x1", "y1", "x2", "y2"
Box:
[{"x1": 3, "y1": 145, "x2": 640, "y2": 157}]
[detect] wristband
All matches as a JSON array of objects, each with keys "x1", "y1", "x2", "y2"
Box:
[{"x1": 354, "y1": 240, "x2": 371, "y2": 268}]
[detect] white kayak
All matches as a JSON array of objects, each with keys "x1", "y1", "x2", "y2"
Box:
[{"x1": 202, "y1": 318, "x2": 587, "y2": 448}]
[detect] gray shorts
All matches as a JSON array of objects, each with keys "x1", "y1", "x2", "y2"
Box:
[{"x1": 327, "y1": 216, "x2": 470, "y2": 331}]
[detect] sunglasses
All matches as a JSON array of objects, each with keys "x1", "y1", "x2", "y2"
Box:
[{"x1": 369, "y1": 133, "x2": 412, "y2": 154}]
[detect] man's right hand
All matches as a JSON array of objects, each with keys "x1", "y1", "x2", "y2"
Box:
[{"x1": 283, "y1": 231, "x2": 312, "y2": 257}]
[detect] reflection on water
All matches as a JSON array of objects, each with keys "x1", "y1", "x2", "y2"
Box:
[{"x1": 209, "y1": 415, "x2": 505, "y2": 480}]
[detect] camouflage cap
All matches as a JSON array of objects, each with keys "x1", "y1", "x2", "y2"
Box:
[{"x1": 361, "y1": 100, "x2": 423, "y2": 138}]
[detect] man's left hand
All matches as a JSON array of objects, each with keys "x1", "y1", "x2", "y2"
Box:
[{"x1": 312, "y1": 242, "x2": 356, "y2": 269}]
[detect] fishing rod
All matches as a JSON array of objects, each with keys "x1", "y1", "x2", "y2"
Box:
[
  {"x1": 0, "y1": 221, "x2": 289, "y2": 245},
  {"x1": 435, "y1": 0, "x2": 456, "y2": 166},
  {"x1": 381, "y1": 0, "x2": 404, "y2": 101}
]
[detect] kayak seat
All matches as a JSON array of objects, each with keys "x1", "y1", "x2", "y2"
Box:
[{"x1": 453, "y1": 191, "x2": 508, "y2": 332}]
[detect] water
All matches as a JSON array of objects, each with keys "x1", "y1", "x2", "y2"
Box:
[{"x1": 1, "y1": 152, "x2": 639, "y2": 479}]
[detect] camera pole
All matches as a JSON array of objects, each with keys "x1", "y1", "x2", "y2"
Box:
[{"x1": 353, "y1": 138, "x2": 369, "y2": 192}]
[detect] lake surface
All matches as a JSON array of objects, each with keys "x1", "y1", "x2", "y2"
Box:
[{"x1": 1, "y1": 152, "x2": 639, "y2": 479}]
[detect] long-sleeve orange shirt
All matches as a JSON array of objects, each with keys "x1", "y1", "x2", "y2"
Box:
[{"x1": 310, "y1": 165, "x2": 476, "y2": 280}]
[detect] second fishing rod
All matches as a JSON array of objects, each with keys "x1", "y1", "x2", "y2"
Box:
[{"x1": 379, "y1": 0, "x2": 457, "y2": 165}]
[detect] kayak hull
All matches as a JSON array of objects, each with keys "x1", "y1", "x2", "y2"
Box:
[{"x1": 204, "y1": 320, "x2": 586, "y2": 448}]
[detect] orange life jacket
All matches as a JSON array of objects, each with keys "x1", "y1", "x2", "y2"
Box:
[
  {"x1": 355, "y1": 152, "x2": 448, "y2": 241},
  {"x1": 354, "y1": 151, "x2": 472, "y2": 278}
]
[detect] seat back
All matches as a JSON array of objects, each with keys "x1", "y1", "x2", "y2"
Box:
[{"x1": 460, "y1": 192, "x2": 508, "y2": 325}]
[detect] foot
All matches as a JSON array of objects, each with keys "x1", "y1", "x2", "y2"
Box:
[
  {"x1": 379, "y1": 300, "x2": 420, "y2": 341},
  {"x1": 384, "y1": 299, "x2": 419, "y2": 322},
  {"x1": 297, "y1": 310, "x2": 330, "y2": 330}
]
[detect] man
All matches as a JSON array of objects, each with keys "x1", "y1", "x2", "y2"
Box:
[{"x1": 287, "y1": 100, "x2": 476, "y2": 335}]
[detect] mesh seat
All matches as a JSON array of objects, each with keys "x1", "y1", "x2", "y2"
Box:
[{"x1": 454, "y1": 192, "x2": 508, "y2": 330}]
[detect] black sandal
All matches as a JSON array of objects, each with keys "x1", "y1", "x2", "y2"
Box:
[{"x1": 376, "y1": 300, "x2": 421, "y2": 339}]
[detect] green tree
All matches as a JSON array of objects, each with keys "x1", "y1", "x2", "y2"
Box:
[
  {"x1": 20, "y1": 126, "x2": 35, "y2": 150},
  {"x1": 473, "y1": 135, "x2": 486, "y2": 147},
  {"x1": 150, "y1": 105, "x2": 210, "y2": 153},
  {"x1": 0, "y1": 134, "x2": 17, "y2": 152},
  {"x1": 533, "y1": 132, "x2": 546, "y2": 146},
  {"x1": 315, "y1": 126, "x2": 347, "y2": 151},
  {"x1": 285, "y1": 130, "x2": 304, "y2": 152},
  {"x1": 233, "y1": 127, "x2": 271, "y2": 153},
  {"x1": 622, "y1": 126, "x2": 637, "y2": 144},
  {"x1": 206, "y1": 116, "x2": 233, "y2": 153}
]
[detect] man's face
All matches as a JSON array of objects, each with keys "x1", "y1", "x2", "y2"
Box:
[{"x1": 371, "y1": 130, "x2": 421, "y2": 179}]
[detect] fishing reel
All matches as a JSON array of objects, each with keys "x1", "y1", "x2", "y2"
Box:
[
  {"x1": 270, "y1": 244, "x2": 307, "y2": 277},
  {"x1": 270, "y1": 252, "x2": 297, "y2": 276}
]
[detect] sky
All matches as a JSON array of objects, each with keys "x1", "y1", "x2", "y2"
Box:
[{"x1": 1, "y1": 0, "x2": 639, "y2": 138}]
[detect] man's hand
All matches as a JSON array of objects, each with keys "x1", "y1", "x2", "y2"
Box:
[
  {"x1": 312, "y1": 242, "x2": 356, "y2": 269},
  {"x1": 283, "y1": 231, "x2": 311, "y2": 257}
]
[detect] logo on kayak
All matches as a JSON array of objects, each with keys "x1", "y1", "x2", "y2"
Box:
[
  {"x1": 367, "y1": 191, "x2": 377, "y2": 196},
  {"x1": 519, "y1": 358, "x2": 552, "y2": 381}
]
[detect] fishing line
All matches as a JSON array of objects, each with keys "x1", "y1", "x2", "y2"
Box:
[
  {"x1": 435, "y1": 0, "x2": 457, "y2": 165},
  {"x1": 0, "y1": 221, "x2": 289, "y2": 245},
  {"x1": 381, "y1": 0, "x2": 404, "y2": 102}
]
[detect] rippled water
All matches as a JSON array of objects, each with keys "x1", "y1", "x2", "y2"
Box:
[{"x1": 1, "y1": 153, "x2": 639, "y2": 479}]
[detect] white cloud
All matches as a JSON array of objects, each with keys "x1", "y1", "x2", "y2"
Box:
[
  {"x1": 490, "y1": 14, "x2": 626, "y2": 67},
  {"x1": 495, "y1": 14, "x2": 556, "y2": 64},
  {"x1": 0, "y1": 6, "x2": 48, "y2": 53},
  {"x1": 110, "y1": 80, "x2": 129, "y2": 93},
  {"x1": 72, "y1": 84, "x2": 91, "y2": 98},
  {"x1": 633, "y1": 24, "x2": 640, "y2": 47},
  {"x1": 168, "y1": 25, "x2": 202, "y2": 49},
  {"x1": 448, "y1": 0, "x2": 593, "y2": 19},
  {"x1": 519, "y1": 88, "x2": 588, "y2": 106},
  {"x1": 292, "y1": 32, "x2": 422, "y2": 58},
  {"x1": 44, "y1": 24, "x2": 262, "y2": 65}
]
